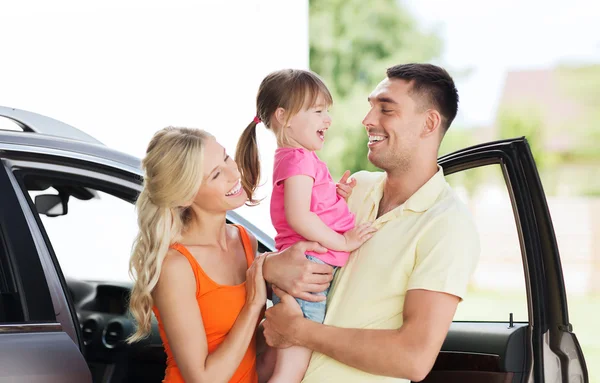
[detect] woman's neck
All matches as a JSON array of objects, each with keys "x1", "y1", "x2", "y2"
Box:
[{"x1": 181, "y1": 208, "x2": 229, "y2": 251}]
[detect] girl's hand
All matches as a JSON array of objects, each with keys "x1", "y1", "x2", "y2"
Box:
[
  {"x1": 246, "y1": 254, "x2": 267, "y2": 310},
  {"x1": 342, "y1": 222, "x2": 377, "y2": 252},
  {"x1": 336, "y1": 170, "x2": 356, "y2": 201}
]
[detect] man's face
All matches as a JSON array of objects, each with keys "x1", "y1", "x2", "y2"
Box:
[{"x1": 363, "y1": 78, "x2": 427, "y2": 173}]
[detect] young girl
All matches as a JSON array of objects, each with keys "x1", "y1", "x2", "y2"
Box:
[{"x1": 235, "y1": 69, "x2": 376, "y2": 383}]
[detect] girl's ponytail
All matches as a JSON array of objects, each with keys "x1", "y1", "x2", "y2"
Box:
[{"x1": 235, "y1": 118, "x2": 261, "y2": 205}]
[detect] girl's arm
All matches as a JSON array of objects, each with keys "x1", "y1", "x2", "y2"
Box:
[
  {"x1": 283, "y1": 175, "x2": 373, "y2": 252},
  {"x1": 153, "y1": 250, "x2": 266, "y2": 383}
]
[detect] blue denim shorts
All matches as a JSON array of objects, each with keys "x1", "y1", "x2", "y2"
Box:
[{"x1": 271, "y1": 255, "x2": 338, "y2": 324}]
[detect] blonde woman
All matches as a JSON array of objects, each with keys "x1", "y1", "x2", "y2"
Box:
[{"x1": 128, "y1": 127, "x2": 268, "y2": 383}]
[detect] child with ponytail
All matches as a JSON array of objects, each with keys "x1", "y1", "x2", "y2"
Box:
[{"x1": 236, "y1": 69, "x2": 375, "y2": 383}]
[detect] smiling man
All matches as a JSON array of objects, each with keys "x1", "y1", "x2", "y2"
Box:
[{"x1": 262, "y1": 63, "x2": 481, "y2": 383}]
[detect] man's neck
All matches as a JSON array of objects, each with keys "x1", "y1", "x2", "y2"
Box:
[{"x1": 377, "y1": 161, "x2": 438, "y2": 218}]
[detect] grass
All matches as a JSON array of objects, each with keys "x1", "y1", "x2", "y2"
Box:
[{"x1": 454, "y1": 290, "x2": 599, "y2": 383}]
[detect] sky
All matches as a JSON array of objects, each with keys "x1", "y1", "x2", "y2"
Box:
[{"x1": 403, "y1": 0, "x2": 600, "y2": 127}]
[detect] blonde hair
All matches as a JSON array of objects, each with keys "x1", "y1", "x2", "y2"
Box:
[
  {"x1": 235, "y1": 69, "x2": 333, "y2": 205},
  {"x1": 127, "y1": 127, "x2": 212, "y2": 343}
]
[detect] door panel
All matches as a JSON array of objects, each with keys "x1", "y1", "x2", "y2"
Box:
[
  {"x1": 0, "y1": 331, "x2": 90, "y2": 382},
  {"x1": 420, "y1": 371, "x2": 514, "y2": 383},
  {"x1": 416, "y1": 323, "x2": 528, "y2": 383},
  {"x1": 442, "y1": 323, "x2": 528, "y2": 372}
]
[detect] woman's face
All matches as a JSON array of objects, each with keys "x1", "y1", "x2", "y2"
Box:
[{"x1": 192, "y1": 137, "x2": 247, "y2": 213}]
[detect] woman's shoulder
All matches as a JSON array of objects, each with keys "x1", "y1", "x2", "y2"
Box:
[
  {"x1": 229, "y1": 224, "x2": 258, "y2": 259},
  {"x1": 161, "y1": 248, "x2": 196, "y2": 278},
  {"x1": 153, "y1": 248, "x2": 197, "y2": 300}
]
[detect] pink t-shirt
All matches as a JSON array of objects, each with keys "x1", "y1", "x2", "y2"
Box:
[{"x1": 270, "y1": 147, "x2": 355, "y2": 267}]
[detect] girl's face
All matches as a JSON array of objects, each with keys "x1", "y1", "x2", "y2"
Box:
[
  {"x1": 192, "y1": 137, "x2": 247, "y2": 213},
  {"x1": 283, "y1": 93, "x2": 332, "y2": 151}
]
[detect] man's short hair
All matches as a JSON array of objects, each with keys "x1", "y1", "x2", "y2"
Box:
[{"x1": 386, "y1": 63, "x2": 459, "y2": 132}]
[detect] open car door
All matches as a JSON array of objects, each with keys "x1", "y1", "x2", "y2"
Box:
[{"x1": 416, "y1": 137, "x2": 588, "y2": 383}]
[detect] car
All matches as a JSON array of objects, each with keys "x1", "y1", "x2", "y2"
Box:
[{"x1": 0, "y1": 105, "x2": 589, "y2": 383}]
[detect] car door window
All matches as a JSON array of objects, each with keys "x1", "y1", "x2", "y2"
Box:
[
  {"x1": 447, "y1": 164, "x2": 529, "y2": 322},
  {"x1": 24, "y1": 180, "x2": 138, "y2": 284}
]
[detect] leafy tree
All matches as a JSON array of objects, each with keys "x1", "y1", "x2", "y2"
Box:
[
  {"x1": 497, "y1": 105, "x2": 550, "y2": 171},
  {"x1": 309, "y1": 0, "x2": 442, "y2": 177}
]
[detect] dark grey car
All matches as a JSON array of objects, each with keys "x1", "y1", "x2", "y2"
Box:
[{"x1": 0, "y1": 106, "x2": 589, "y2": 382}]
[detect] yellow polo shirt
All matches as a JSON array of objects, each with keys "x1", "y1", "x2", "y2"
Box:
[{"x1": 303, "y1": 166, "x2": 480, "y2": 383}]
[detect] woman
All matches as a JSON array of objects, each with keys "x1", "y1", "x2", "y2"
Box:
[{"x1": 127, "y1": 127, "x2": 267, "y2": 383}]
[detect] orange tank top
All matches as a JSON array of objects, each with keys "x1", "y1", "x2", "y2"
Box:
[{"x1": 152, "y1": 224, "x2": 259, "y2": 383}]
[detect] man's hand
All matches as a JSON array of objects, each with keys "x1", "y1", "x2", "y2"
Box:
[
  {"x1": 262, "y1": 241, "x2": 333, "y2": 302},
  {"x1": 336, "y1": 170, "x2": 356, "y2": 201},
  {"x1": 263, "y1": 286, "x2": 304, "y2": 349}
]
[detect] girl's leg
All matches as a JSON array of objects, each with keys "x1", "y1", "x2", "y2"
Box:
[
  {"x1": 267, "y1": 257, "x2": 334, "y2": 383},
  {"x1": 267, "y1": 346, "x2": 312, "y2": 383},
  {"x1": 257, "y1": 346, "x2": 277, "y2": 383}
]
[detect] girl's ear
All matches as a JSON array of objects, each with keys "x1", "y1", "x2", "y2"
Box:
[{"x1": 274, "y1": 107, "x2": 287, "y2": 128}]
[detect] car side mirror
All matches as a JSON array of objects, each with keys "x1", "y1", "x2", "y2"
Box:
[{"x1": 35, "y1": 194, "x2": 68, "y2": 217}]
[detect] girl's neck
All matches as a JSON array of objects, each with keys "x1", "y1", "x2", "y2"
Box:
[
  {"x1": 277, "y1": 143, "x2": 311, "y2": 151},
  {"x1": 276, "y1": 137, "x2": 311, "y2": 151}
]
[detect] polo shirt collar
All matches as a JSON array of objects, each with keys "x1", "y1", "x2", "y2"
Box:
[
  {"x1": 368, "y1": 165, "x2": 446, "y2": 217},
  {"x1": 406, "y1": 165, "x2": 446, "y2": 212}
]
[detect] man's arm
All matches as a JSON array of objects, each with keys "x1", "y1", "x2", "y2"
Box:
[
  {"x1": 264, "y1": 208, "x2": 480, "y2": 380},
  {"x1": 264, "y1": 288, "x2": 458, "y2": 381},
  {"x1": 262, "y1": 241, "x2": 333, "y2": 302}
]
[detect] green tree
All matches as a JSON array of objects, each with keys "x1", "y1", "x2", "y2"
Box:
[
  {"x1": 309, "y1": 0, "x2": 442, "y2": 178},
  {"x1": 497, "y1": 105, "x2": 549, "y2": 171}
]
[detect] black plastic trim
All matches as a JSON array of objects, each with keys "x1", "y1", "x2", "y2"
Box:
[{"x1": 0, "y1": 162, "x2": 55, "y2": 321}]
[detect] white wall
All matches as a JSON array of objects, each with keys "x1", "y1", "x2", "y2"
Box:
[
  {"x1": 0, "y1": 0, "x2": 308, "y2": 281},
  {"x1": 1, "y1": 0, "x2": 308, "y2": 235}
]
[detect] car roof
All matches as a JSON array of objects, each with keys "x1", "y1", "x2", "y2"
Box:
[
  {"x1": 0, "y1": 106, "x2": 276, "y2": 249},
  {"x1": 0, "y1": 106, "x2": 141, "y2": 174}
]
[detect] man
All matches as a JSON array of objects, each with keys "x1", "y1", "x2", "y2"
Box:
[{"x1": 262, "y1": 63, "x2": 480, "y2": 382}]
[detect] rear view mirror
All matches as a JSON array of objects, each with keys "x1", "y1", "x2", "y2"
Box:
[{"x1": 35, "y1": 194, "x2": 68, "y2": 217}]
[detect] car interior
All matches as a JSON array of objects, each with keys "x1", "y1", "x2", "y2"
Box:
[{"x1": 16, "y1": 167, "x2": 533, "y2": 383}]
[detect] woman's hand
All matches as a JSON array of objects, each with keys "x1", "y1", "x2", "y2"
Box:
[{"x1": 246, "y1": 254, "x2": 267, "y2": 310}]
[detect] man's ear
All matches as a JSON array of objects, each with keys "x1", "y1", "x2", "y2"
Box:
[
  {"x1": 422, "y1": 109, "x2": 443, "y2": 138},
  {"x1": 274, "y1": 107, "x2": 288, "y2": 127}
]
